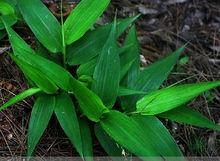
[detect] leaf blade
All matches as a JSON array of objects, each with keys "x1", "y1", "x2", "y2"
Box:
[
  {"x1": 18, "y1": 0, "x2": 62, "y2": 53},
  {"x1": 118, "y1": 87, "x2": 146, "y2": 97},
  {"x1": 100, "y1": 110, "x2": 160, "y2": 157},
  {"x1": 131, "y1": 115, "x2": 183, "y2": 157},
  {"x1": 158, "y1": 106, "x2": 220, "y2": 131},
  {"x1": 66, "y1": 16, "x2": 139, "y2": 65},
  {"x1": 64, "y1": 0, "x2": 110, "y2": 44},
  {"x1": 70, "y1": 79, "x2": 109, "y2": 122},
  {"x1": 137, "y1": 81, "x2": 220, "y2": 115},
  {"x1": 120, "y1": 26, "x2": 140, "y2": 86},
  {"x1": 92, "y1": 21, "x2": 120, "y2": 107},
  {"x1": 54, "y1": 93, "x2": 83, "y2": 157},
  {"x1": 94, "y1": 124, "x2": 123, "y2": 156},
  {"x1": 27, "y1": 94, "x2": 55, "y2": 156},
  {"x1": 0, "y1": 88, "x2": 41, "y2": 111},
  {"x1": 11, "y1": 54, "x2": 58, "y2": 94},
  {"x1": 79, "y1": 119, "x2": 93, "y2": 159},
  {"x1": 121, "y1": 46, "x2": 185, "y2": 112},
  {"x1": 0, "y1": 1, "x2": 17, "y2": 30}
]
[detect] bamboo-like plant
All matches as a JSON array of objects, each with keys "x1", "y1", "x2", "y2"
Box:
[{"x1": 0, "y1": 0, "x2": 220, "y2": 160}]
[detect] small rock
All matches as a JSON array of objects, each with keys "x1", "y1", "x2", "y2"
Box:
[
  {"x1": 210, "y1": 46, "x2": 220, "y2": 52},
  {"x1": 138, "y1": 5, "x2": 158, "y2": 15},
  {"x1": 166, "y1": 0, "x2": 188, "y2": 5}
]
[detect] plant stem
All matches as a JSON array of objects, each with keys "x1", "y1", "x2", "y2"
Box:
[{"x1": 61, "y1": 0, "x2": 66, "y2": 68}]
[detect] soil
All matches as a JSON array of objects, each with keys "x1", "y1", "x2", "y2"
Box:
[{"x1": 0, "y1": 0, "x2": 219, "y2": 157}]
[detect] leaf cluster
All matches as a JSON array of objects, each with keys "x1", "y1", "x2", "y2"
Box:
[{"x1": 0, "y1": 0, "x2": 220, "y2": 159}]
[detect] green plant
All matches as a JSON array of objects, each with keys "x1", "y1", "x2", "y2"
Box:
[
  {"x1": 0, "y1": 0, "x2": 18, "y2": 40},
  {"x1": 0, "y1": 0, "x2": 220, "y2": 160}
]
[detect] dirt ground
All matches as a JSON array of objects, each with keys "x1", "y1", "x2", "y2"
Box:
[{"x1": 0, "y1": 0, "x2": 219, "y2": 157}]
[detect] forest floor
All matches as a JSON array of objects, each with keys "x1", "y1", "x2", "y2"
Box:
[{"x1": 0, "y1": 0, "x2": 220, "y2": 157}]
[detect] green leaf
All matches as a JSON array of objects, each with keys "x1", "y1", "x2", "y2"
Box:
[
  {"x1": 0, "y1": 88, "x2": 41, "y2": 111},
  {"x1": 100, "y1": 110, "x2": 162, "y2": 157},
  {"x1": 137, "y1": 81, "x2": 220, "y2": 115},
  {"x1": 131, "y1": 115, "x2": 183, "y2": 157},
  {"x1": 64, "y1": 0, "x2": 110, "y2": 45},
  {"x1": 0, "y1": 0, "x2": 17, "y2": 30},
  {"x1": 27, "y1": 94, "x2": 55, "y2": 156},
  {"x1": 158, "y1": 106, "x2": 220, "y2": 131},
  {"x1": 11, "y1": 54, "x2": 58, "y2": 94},
  {"x1": 122, "y1": 46, "x2": 185, "y2": 112},
  {"x1": 2, "y1": 16, "x2": 34, "y2": 56},
  {"x1": 92, "y1": 21, "x2": 120, "y2": 108},
  {"x1": 118, "y1": 87, "x2": 146, "y2": 97},
  {"x1": 134, "y1": 46, "x2": 185, "y2": 91},
  {"x1": 70, "y1": 79, "x2": 109, "y2": 122},
  {"x1": 94, "y1": 124, "x2": 123, "y2": 156},
  {"x1": 120, "y1": 59, "x2": 136, "y2": 81},
  {"x1": 2, "y1": 20, "x2": 72, "y2": 91},
  {"x1": 120, "y1": 26, "x2": 140, "y2": 86},
  {"x1": 54, "y1": 93, "x2": 84, "y2": 157},
  {"x1": 0, "y1": 1, "x2": 14, "y2": 14},
  {"x1": 79, "y1": 119, "x2": 93, "y2": 159},
  {"x1": 76, "y1": 45, "x2": 133, "y2": 78},
  {"x1": 4, "y1": 0, "x2": 17, "y2": 8},
  {"x1": 18, "y1": 0, "x2": 62, "y2": 53},
  {"x1": 77, "y1": 58, "x2": 97, "y2": 77},
  {"x1": 67, "y1": 16, "x2": 139, "y2": 65},
  {"x1": 119, "y1": 26, "x2": 140, "y2": 110},
  {"x1": 4, "y1": 22, "x2": 108, "y2": 122}
]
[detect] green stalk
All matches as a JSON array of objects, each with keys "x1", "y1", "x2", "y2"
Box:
[{"x1": 61, "y1": 0, "x2": 66, "y2": 68}]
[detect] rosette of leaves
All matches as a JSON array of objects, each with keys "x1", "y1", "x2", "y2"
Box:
[{"x1": 0, "y1": 0, "x2": 220, "y2": 160}]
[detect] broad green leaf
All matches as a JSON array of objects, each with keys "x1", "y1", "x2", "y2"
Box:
[
  {"x1": 0, "y1": 14, "x2": 17, "y2": 29},
  {"x1": 137, "y1": 81, "x2": 220, "y2": 115},
  {"x1": 120, "y1": 26, "x2": 140, "y2": 86},
  {"x1": 94, "y1": 124, "x2": 123, "y2": 156},
  {"x1": 119, "y1": 26, "x2": 140, "y2": 110},
  {"x1": 54, "y1": 93, "x2": 83, "y2": 157},
  {"x1": 92, "y1": 21, "x2": 120, "y2": 108},
  {"x1": 131, "y1": 115, "x2": 183, "y2": 157},
  {"x1": 2, "y1": 16, "x2": 34, "y2": 56},
  {"x1": 0, "y1": 1, "x2": 17, "y2": 30},
  {"x1": 0, "y1": 88, "x2": 41, "y2": 111},
  {"x1": 100, "y1": 110, "x2": 161, "y2": 157},
  {"x1": 4, "y1": 22, "x2": 108, "y2": 122},
  {"x1": 18, "y1": 0, "x2": 62, "y2": 53},
  {"x1": 122, "y1": 46, "x2": 185, "y2": 112},
  {"x1": 77, "y1": 58, "x2": 97, "y2": 77},
  {"x1": 79, "y1": 119, "x2": 93, "y2": 159},
  {"x1": 0, "y1": 1, "x2": 14, "y2": 15},
  {"x1": 120, "y1": 59, "x2": 136, "y2": 81},
  {"x1": 76, "y1": 44, "x2": 134, "y2": 78},
  {"x1": 67, "y1": 16, "x2": 139, "y2": 65},
  {"x1": 27, "y1": 94, "x2": 55, "y2": 156},
  {"x1": 134, "y1": 46, "x2": 185, "y2": 91},
  {"x1": 64, "y1": 0, "x2": 110, "y2": 45},
  {"x1": 118, "y1": 87, "x2": 146, "y2": 97},
  {"x1": 158, "y1": 106, "x2": 220, "y2": 131},
  {"x1": 0, "y1": 30, "x2": 6, "y2": 39},
  {"x1": 2, "y1": 20, "x2": 72, "y2": 91},
  {"x1": 4, "y1": 0, "x2": 17, "y2": 7},
  {"x1": 70, "y1": 78, "x2": 109, "y2": 122},
  {"x1": 11, "y1": 54, "x2": 58, "y2": 94},
  {"x1": 78, "y1": 75, "x2": 94, "y2": 84}
]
